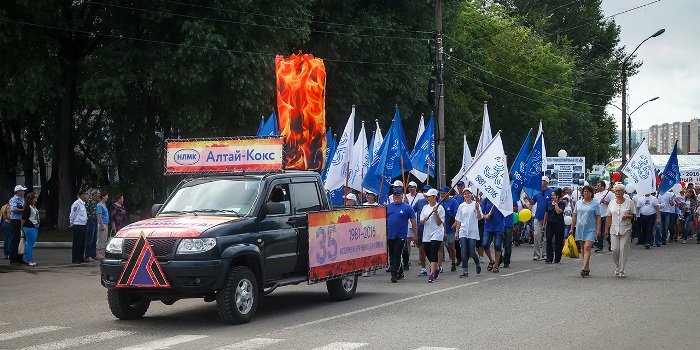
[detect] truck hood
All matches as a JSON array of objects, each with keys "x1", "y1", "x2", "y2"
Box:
[{"x1": 116, "y1": 216, "x2": 238, "y2": 238}]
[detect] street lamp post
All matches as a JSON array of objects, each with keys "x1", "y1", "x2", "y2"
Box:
[
  {"x1": 611, "y1": 96, "x2": 659, "y2": 155},
  {"x1": 620, "y1": 28, "x2": 665, "y2": 163}
]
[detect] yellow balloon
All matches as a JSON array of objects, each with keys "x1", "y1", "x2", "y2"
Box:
[{"x1": 519, "y1": 208, "x2": 532, "y2": 222}]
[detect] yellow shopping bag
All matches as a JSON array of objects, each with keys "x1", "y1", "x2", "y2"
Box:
[{"x1": 562, "y1": 235, "x2": 579, "y2": 258}]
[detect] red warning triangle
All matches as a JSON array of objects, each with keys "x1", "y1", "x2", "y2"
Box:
[{"x1": 116, "y1": 233, "x2": 170, "y2": 288}]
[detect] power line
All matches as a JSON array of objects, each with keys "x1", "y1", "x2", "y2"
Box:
[
  {"x1": 91, "y1": 1, "x2": 430, "y2": 42},
  {"x1": 445, "y1": 52, "x2": 610, "y2": 108},
  {"x1": 548, "y1": 0, "x2": 582, "y2": 13},
  {"x1": 443, "y1": 34, "x2": 614, "y2": 98},
  {"x1": 556, "y1": 0, "x2": 663, "y2": 34},
  {"x1": 0, "y1": 17, "x2": 432, "y2": 68},
  {"x1": 156, "y1": 0, "x2": 434, "y2": 35}
]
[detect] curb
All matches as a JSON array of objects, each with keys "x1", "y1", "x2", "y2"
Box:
[{"x1": 1, "y1": 242, "x2": 72, "y2": 248}]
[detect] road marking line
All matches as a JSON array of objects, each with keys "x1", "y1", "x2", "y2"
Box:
[
  {"x1": 215, "y1": 338, "x2": 285, "y2": 350},
  {"x1": 117, "y1": 335, "x2": 208, "y2": 350},
  {"x1": 415, "y1": 347, "x2": 459, "y2": 350},
  {"x1": 484, "y1": 277, "x2": 496, "y2": 281},
  {"x1": 261, "y1": 281, "x2": 480, "y2": 335},
  {"x1": 311, "y1": 342, "x2": 368, "y2": 350},
  {"x1": 0, "y1": 326, "x2": 68, "y2": 341},
  {"x1": 534, "y1": 267, "x2": 544, "y2": 270},
  {"x1": 501, "y1": 269, "x2": 531, "y2": 277},
  {"x1": 20, "y1": 330, "x2": 134, "y2": 350}
]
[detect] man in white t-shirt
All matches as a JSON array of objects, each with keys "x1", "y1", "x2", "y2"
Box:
[
  {"x1": 594, "y1": 181, "x2": 614, "y2": 252},
  {"x1": 658, "y1": 189, "x2": 676, "y2": 244},
  {"x1": 635, "y1": 192, "x2": 661, "y2": 248},
  {"x1": 403, "y1": 181, "x2": 422, "y2": 269}
]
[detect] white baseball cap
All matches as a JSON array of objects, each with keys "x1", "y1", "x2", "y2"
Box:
[
  {"x1": 365, "y1": 190, "x2": 375, "y2": 195},
  {"x1": 392, "y1": 180, "x2": 404, "y2": 187},
  {"x1": 541, "y1": 176, "x2": 550, "y2": 183},
  {"x1": 408, "y1": 181, "x2": 418, "y2": 187},
  {"x1": 345, "y1": 193, "x2": 357, "y2": 201},
  {"x1": 14, "y1": 185, "x2": 27, "y2": 192},
  {"x1": 426, "y1": 188, "x2": 438, "y2": 197}
]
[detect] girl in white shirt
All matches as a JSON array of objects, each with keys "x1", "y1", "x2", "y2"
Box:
[
  {"x1": 420, "y1": 189, "x2": 445, "y2": 283},
  {"x1": 454, "y1": 188, "x2": 482, "y2": 277}
]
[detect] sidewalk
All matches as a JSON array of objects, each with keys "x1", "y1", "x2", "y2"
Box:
[
  {"x1": 1, "y1": 241, "x2": 71, "y2": 248},
  {"x1": 0, "y1": 246, "x2": 98, "y2": 270}
]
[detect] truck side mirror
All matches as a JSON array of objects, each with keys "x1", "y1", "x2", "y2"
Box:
[
  {"x1": 265, "y1": 202, "x2": 286, "y2": 216},
  {"x1": 151, "y1": 204, "x2": 163, "y2": 217}
]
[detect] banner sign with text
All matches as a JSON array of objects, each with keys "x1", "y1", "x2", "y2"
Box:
[
  {"x1": 307, "y1": 206, "x2": 387, "y2": 283},
  {"x1": 680, "y1": 169, "x2": 700, "y2": 185},
  {"x1": 165, "y1": 138, "x2": 283, "y2": 174},
  {"x1": 544, "y1": 156, "x2": 586, "y2": 188}
]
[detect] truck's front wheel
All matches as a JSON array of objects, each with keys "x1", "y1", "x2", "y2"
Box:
[
  {"x1": 107, "y1": 289, "x2": 150, "y2": 320},
  {"x1": 216, "y1": 266, "x2": 259, "y2": 324},
  {"x1": 326, "y1": 274, "x2": 358, "y2": 301}
]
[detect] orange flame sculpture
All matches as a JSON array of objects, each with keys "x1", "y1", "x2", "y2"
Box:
[{"x1": 275, "y1": 52, "x2": 326, "y2": 171}]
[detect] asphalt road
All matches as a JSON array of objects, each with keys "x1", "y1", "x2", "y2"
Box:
[{"x1": 1, "y1": 241, "x2": 699, "y2": 350}]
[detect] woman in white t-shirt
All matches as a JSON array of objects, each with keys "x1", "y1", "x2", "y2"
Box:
[
  {"x1": 605, "y1": 183, "x2": 636, "y2": 277},
  {"x1": 454, "y1": 188, "x2": 482, "y2": 277},
  {"x1": 420, "y1": 189, "x2": 445, "y2": 283}
]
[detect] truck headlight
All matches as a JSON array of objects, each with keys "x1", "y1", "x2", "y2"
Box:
[
  {"x1": 177, "y1": 238, "x2": 217, "y2": 254},
  {"x1": 106, "y1": 238, "x2": 124, "y2": 254}
]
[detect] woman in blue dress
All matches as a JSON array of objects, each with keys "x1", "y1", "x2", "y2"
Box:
[{"x1": 571, "y1": 185, "x2": 601, "y2": 277}]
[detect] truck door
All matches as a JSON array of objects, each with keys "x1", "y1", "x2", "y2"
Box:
[
  {"x1": 260, "y1": 181, "x2": 298, "y2": 279},
  {"x1": 288, "y1": 181, "x2": 322, "y2": 275}
]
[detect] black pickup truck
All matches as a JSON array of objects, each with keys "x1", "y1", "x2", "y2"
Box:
[{"x1": 100, "y1": 171, "x2": 361, "y2": 324}]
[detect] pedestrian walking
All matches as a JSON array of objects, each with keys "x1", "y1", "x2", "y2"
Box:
[
  {"x1": 605, "y1": 183, "x2": 636, "y2": 277},
  {"x1": 386, "y1": 188, "x2": 417, "y2": 283},
  {"x1": 9, "y1": 185, "x2": 27, "y2": 266},
  {"x1": 96, "y1": 192, "x2": 110, "y2": 259},
  {"x1": 454, "y1": 188, "x2": 481, "y2": 277},
  {"x1": 594, "y1": 181, "x2": 613, "y2": 252},
  {"x1": 69, "y1": 189, "x2": 89, "y2": 264},
  {"x1": 413, "y1": 185, "x2": 431, "y2": 276},
  {"x1": 571, "y1": 185, "x2": 601, "y2": 277},
  {"x1": 403, "y1": 181, "x2": 423, "y2": 269},
  {"x1": 439, "y1": 186, "x2": 458, "y2": 272},
  {"x1": 20, "y1": 192, "x2": 39, "y2": 266},
  {"x1": 526, "y1": 176, "x2": 552, "y2": 261},
  {"x1": 658, "y1": 189, "x2": 676, "y2": 244},
  {"x1": 481, "y1": 197, "x2": 505, "y2": 273},
  {"x1": 1, "y1": 200, "x2": 12, "y2": 259},
  {"x1": 501, "y1": 210, "x2": 514, "y2": 268},
  {"x1": 635, "y1": 192, "x2": 660, "y2": 249},
  {"x1": 110, "y1": 194, "x2": 129, "y2": 234},
  {"x1": 419, "y1": 188, "x2": 445, "y2": 283},
  {"x1": 84, "y1": 189, "x2": 99, "y2": 261},
  {"x1": 545, "y1": 188, "x2": 565, "y2": 264}
]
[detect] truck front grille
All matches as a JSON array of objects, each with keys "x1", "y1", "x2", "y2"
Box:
[{"x1": 122, "y1": 238, "x2": 178, "y2": 260}]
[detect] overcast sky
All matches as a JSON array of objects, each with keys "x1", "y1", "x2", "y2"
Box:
[{"x1": 601, "y1": 0, "x2": 699, "y2": 130}]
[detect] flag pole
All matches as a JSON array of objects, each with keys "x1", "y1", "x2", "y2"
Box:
[
  {"x1": 344, "y1": 160, "x2": 350, "y2": 200},
  {"x1": 379, "y1": 175, "x2": 385, "y2": 203},
  {"x1": 401, "y1": 155, "x2": 407, "y2": 194}
]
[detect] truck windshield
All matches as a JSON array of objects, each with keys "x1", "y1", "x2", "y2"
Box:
[{"x1": 159, "y1": 178, "x2": 261, "y2": 217}]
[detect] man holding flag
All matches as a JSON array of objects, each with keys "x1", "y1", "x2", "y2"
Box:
[{"x1": 659, "y1": 141, "x2": 681, "y2": 244}]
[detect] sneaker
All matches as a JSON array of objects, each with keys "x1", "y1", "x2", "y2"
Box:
[
  {"x1": 428, "y1": 274, "x2": 435, "y2": 283},
  {"x1": 594, "y1": 248, "x2": 602, "y2": 253},
  {"x1": 391, "y1": 276, "x2": 397, "y2": 283},
  {"x1": 450, "y1": 264, "x2": 457, "y2": 272},
  {"x1": 533, "y1": 256, "x2": 540, "y2": 261},
  {"x1": 435, "y1": 268, "x2": 441, "y2": 280},
  {"x1": 618, "y1": 272, "x2": 626, "y2": 278},
  {"x1": 397, "y1": 273, "x2": 405, "y2": 280},
  {"x1": 614, "y1": 269, "x2": 620, "y2": 276},
  {"x1": 459, "y1": 272, "x2": 468, "y2": 278},
  {"x1": 27, "y1": 262, "x2": 36, "y2": 266},
  {"x1": 683, "y1": 240, "x2": 687, "y2": 244},
  {"x1": 362, "y1": 271, "x2": 370, "y2": 277},
  {"x1": 386, "y1": 268, "x2": 391, "y2": 273},
  {"x1": 84, "y1": 257, "x2": 93, "y2": 262},
  {"x1": 439, "y1": 266, "x2": 444, "y2": 274},
  {"x1": 404, "y1": 265, "x2": 410, "y2": 271},
  {"x1": 479, "y1": 256, "x2": 485, "y2": 263},
  {"x1": 418, "y1": 269, "x2": 428, "y2": 276},
  {"x1": 645, "y1": 244, "x2": 650, "y2": 249},
  {"x1": 476, "y1": 264, "x2": 482, "y2": 275}
]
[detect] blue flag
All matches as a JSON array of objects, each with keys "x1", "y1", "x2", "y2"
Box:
[
  {"x1": 523, "y1": 133, "x2": 544, "y2": 198},
  {"x1": 659, "y1": 141, "x2": 680, "y2": 193},
  {"x1": 321, "y1": 129, "x2": 336, "y2": 182},
  {"x1": 510, "y1": 130, "x2": 532, "y2": 203},
  {"x1": 255, "y1": 116, "x2": 265, "y2": 136},
  {"x1": 409, "y1": 114, "x2": 435, "y2": 178},
  {"x1": 362, "y1": 111, "x2": 413, "y2": 199},
  {"x1": 328, "y1": 186, "x2": 346, "y2": 207},
  {"x1": 258, "y1": 110, "x2": 278, "y2": 136}
]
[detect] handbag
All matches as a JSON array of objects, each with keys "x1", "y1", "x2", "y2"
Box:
[{"x1": 18, "y1": 229, "x2": 25, "y2": 255}]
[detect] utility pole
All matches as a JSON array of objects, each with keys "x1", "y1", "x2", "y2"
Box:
[
  {"x1": 435, "y1": 0, "x2": 446, "y2": 188},
  {"x1": 621, "y1": 68, "x2": 627, "y2": 164}
]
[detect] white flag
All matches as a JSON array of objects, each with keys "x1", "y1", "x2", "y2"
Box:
[
  {"x1": 464, "y1": 132, "x2": 514, "y2": 216},
  {"x1": 474, "y1": 102, "x2": 493, "y2": 157},
  {"x1": 348, "y1": 121, "x2": 369, "y2": 191},
  {"x1": 538, "y1": 120, "x2": 547, "y2": 171},
  {"x1": 371, "y1": 120, "x2": 383, "y2": 162},
  {"x1": 324, "y1": 106, "x2": 355, "y2": 191},
  {"x1": 411, "y1": 114, "x2": 428, "y2": 182},
  {"x1": 451, "y1": 134, "x2": 473, "y2": 187},
  {"x1": 622, "y1": 139, "x2": 657, "y2": 195}
]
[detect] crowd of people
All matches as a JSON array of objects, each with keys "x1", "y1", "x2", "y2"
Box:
[
  {"x1": 342, "y1": 175, "x2": 696, "y2": 282},
  {"x1": 2, "y1": 186, "x2": 130, "y2": 266}
]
